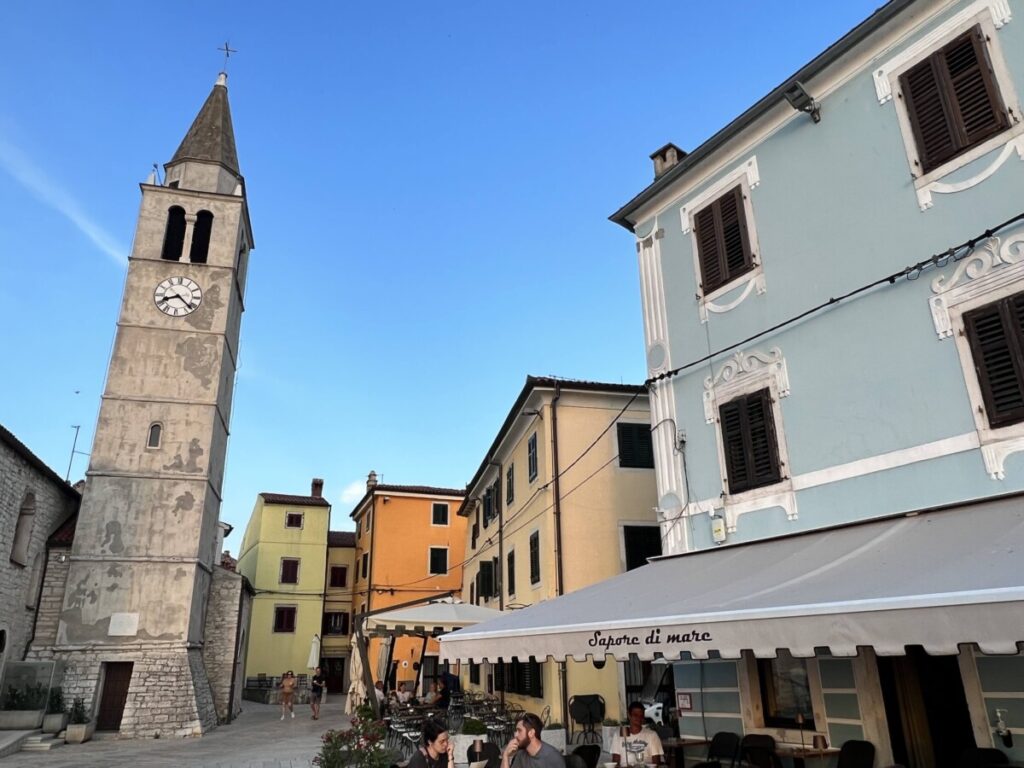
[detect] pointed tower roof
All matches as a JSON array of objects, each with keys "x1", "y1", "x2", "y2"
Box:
[{"x1": 169, "y1": 72, "x2": 240, "y2": 175}]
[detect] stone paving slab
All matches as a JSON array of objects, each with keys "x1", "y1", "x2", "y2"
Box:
[{"x1": 0, "y1": 700, "x2": 351, "y2": 768}]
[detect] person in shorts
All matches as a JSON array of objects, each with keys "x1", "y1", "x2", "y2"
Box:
[
  {"x1": 279, "y1": 670, "x2": 297, "y2": 720},
  {"x1": 310, "y1": 666, "x2": 326, "y2": 720}
]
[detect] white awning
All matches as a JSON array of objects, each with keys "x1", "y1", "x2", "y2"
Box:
[
  {"x1": 364, "y1": 598, "x2": 504, "y2": 637},
  {"x1": 439, "y1": 499, "x2": 1024, "y2": 662}
]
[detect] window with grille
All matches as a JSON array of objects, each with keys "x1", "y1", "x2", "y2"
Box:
[
  {"x1": 719, "y1": 389, "x2": 782, "y2": 494},
  {"x1": 273, "y1": 606, "x2": 297, "y2": 633},
  {"x1": 899, "y1": 26, "x2": 1009, "y2": 175},
  {"x1": 323, "y1": 612, "x2": 349, "y2": 636},
  {"x1": 429, "y1": 547, "x2": 448, "y2": 575},
  {"x1": 694, "y1": 186, "x2": 754, "y2": 294},
  {"x1": 329, "y1": 566, "x2": 348, "y2": 588},
  {"x1": 529, "y1": 531, "x2": 540, "y2": 585},
  {"x1": 280, "y1": 558, "x2": 299, "y2": 584},
  {"x1": 528, "y1": 432, "x2": 538, "y2": 481},
  {"x1": 432, "y1": 502, "x2": 449, "y2": 525},
  {"x1": 618, "y1": 423, "x2": 654, "y2": 468},
  {"x1": 964, "y1": 293, "x2": 1024, "y2": 428}
]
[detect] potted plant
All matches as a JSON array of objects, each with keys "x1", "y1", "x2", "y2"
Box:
[
  {"x1": 42, "y1": 687, "x2": 68, "y2": 734},
  {"x1": 314, "y1": 714, "x2": 394, "y2": 768},
  {"x1": 452, "y1": 717, "x2": 489, "y2": 762},
  {"x1": 64, "y1": 697, "x2": 94, "y2": 744},
  {"x1": 0, "y1": 683, "x2": 47, "y2": 729},
  {"x1": 541, "y1": 722, "x2": 566, "y2": 754}
]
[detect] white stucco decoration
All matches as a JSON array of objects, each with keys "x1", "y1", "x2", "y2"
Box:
[
  {"x1": 872, "y1": 0, "x2": 1013, "y2": 104},
  {"x1": 981, "y1": 436, "x2": 1024, "y2": 479},
  {"x1": 703, "y1": 347, "x2": 791, "y2": 423},
  {"x1": 637, "y1": 225, "x2": 671, "y2": 377},
  {"x1": 700, "y1": 272, "x2": 768, "y2": 323},
  {"x1": 929, "y1": 233, "x2": 1024, "y2": 338},
  {"x1": 917, "y1": 135, "x2": 1024, "y2": 210},
  {"x1": 679, "y1": 156, "x2": 760, "y2": 235}
]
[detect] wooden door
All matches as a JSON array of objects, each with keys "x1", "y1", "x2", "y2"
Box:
[{"x1": 96, "y1": 662, "x2": 134, "y2": 731}]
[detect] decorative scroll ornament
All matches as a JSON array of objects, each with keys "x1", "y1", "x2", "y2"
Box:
[
  {"x1": 917, "y1": 136, "x2": 1024, "y2": 210},
  {"x1": 703, "y1": 347, "x2": 790, "y2": 423},
  {"x1": 699, "y1": 271, "x2": 767, "y2": 323},
  {"x1": 929, "y1": 232, "x2": 1024, "y2": 338}
]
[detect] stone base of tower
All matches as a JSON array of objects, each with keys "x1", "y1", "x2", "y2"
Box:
[{"x1": 52, "y1": 646, "x2": 218, "y2": 738}]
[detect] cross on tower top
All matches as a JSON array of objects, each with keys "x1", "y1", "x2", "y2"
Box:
[{"x1": 217, "y1": 41, "x2": 237, "y2": 72}]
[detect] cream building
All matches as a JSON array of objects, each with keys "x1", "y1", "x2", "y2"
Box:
[{"x1": 458, "y1": 376, "x2": 659, "y2": 725}]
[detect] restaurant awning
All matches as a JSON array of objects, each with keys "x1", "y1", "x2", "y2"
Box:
[
  {"x1": 439, "y1": 498, "x2": 1024, "y2": 662},
  {"x1": 364, "y1": 597, "x2": 504, "y2": 637}
]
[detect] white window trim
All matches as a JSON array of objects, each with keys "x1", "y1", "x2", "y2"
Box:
[
  {"x1": 678, "y1": 156, "x2": 765, "y2": 322},
  {"x1": 930, "y1": 227, "x2": 1024, "y2": 478},
  {"x1": 703, "y1": 346, "x2": 797, "y2": 531},
  {"x1": 427, "y1": 546, "x2": 448, "y2": 576},
  {"x1": 279, "y1": 557, "x2": 301, "y2": 584},
  {"x1": 528, "y1": 432, "x2": 539, "y2": 483},
  {"x1": 874, "y1": 2, "x2": 1023, "y2": 210},
  {"x1": 431, "y1": 502, "x2": 450, "y2": 527},
  {"x1": 284, "y1": 510, "x2": 304, "y2": 529}
]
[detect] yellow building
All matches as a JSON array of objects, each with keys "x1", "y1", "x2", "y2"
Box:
[
  {"x1": 351, "y1": 475, "x2": 466, "y2": 690},
  {"x1": 322, "y1": 530, "x2": 356, "y2": 694},
  {"x1": 237, "y1": 478, "x2": 331, "y2": 678},
  {"x1": 458, "y1": 377, "x2": 659, "y2": 725}
]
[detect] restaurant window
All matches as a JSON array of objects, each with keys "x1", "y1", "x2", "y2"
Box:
[
  {"x1": 623, "y1": 525, "x2": 662, "y2": 571},
  {"x1": 496, "y1": 658, "x2": 543, "y2": 698},
  {"x1": 323, "y1": 612, "x2": 349, "y2": 636},
  {"x1": 469, "y1": 663, "x2": 481, "y2": 685},
  {"x1": 429, "y1": 547, "x2": 448, "y2": 575},
  {"x1": 529, "y1": 531, "x2": 540, "y2": 585},
  {"x1": 329, "y1": 566, "x2": 348, "y2": 588},
  {"x1": 528, "y1": 432, "x2": 538, "y2": 481},
  {"x1": 720, "y1": 388, "x2": 782, "y2": 494},
  {"x1": 280, "y1": 558, "x2": 299, "y2": 584},
  {"x1": 618, "y1": 423, "x2": 654, "y2": 468},
  {"x1": 506, "y1": 550, "x2": 516, "y2": 596},
  {"x1": 432, "y1": 502, "x2": 449, "y2": 526},
  {"x1": 273, "y1": 605, "x2": 297, "y2": 633},
  {"x1": 964, "y1": 292, "x2": 1024, "y2": 428},
  {"x1": 757, "y1": 650, "x2": 815, "y2": 730}
]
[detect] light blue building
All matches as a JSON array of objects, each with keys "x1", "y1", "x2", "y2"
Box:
[{"x1": 607, "y1": 0, "x2": 1024, "y2": 764}]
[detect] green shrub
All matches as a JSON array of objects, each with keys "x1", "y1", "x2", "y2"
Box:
[
  {"x1": 69, "y1": 697, "x2": 89, "y2": 724},
  {"x1": 602, "y1": 718, "x2": 618, "y2": 726},
  {"x1": 460, "y1": 717, "x2": 488, "y2": 735},
  {"x1": 47, "y1": 687, "x2": 66, "y2": 715},
  {"x1": 2, "y1": 683, "x2": 47, "y2": 710},
  {"x1": 313, "y1": 716, "x2": 393, "y2": 768}
]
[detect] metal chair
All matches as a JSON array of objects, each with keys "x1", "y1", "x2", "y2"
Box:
[
  {"x1": 739, "y1": 734, "x2": 782, "y2": 768},
  {"x1": 565, "y1": 754, "x2": 589, "y2": 768},
  {"x1": 692, "y1": 731, "x2": 740, "y2": 768},
  {"x1": 573, "y1": 744, "x2": 601, "y2": 768},
  {"x1": 958, "y1": 747, "x2": 1009, "y2": 768},
  {"x1": 836, "y1": 740, "x2": 876, "y2": 768},
  {"x1": 468, "y1": 741, "x2": 502, "y2": 768}
]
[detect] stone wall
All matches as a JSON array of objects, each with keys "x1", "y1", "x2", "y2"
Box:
[
  {"x1": 0, "y1": 431, "x2": 77, "y2": 664},
  {"x1": 201, "y1": 566, "x2": 247, "y2": 722}
]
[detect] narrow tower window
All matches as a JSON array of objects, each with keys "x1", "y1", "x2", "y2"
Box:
[
  {"x1": 11, "y1": 492, "x2": 36, "y2": 566},
  {"x1": 189, "y1": 210, "x2": 214, "y2": 264},
  {"x1": 147, "y1": 423, "x2": 162, "y2": 449},
  {"x1": 161, "y1": 206, "x2": 186, "y2": 261}
]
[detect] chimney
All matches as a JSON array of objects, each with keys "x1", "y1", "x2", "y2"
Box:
[
  {"x1": 650, "y1": 142, "x2": 686, "y2": 179},
  {"x1": 311, "y1": 478, "x2": 324, "y2": 498},
  {"x1": 367, "y1": 470, "x2": 378, "y2": 492}
]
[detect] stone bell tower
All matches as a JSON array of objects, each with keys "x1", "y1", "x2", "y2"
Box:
[{"x1": 52, "y1": 73, "x2": 254, "y2": 737}]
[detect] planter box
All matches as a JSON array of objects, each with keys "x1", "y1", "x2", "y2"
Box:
[
  {"x1": 65, "y1": 721, "x2": 95, "y2": 744},
  {"x1": 0, "y1": 710, "x2": 45, "y2": 729},
  {"x1": 43, "y1": 712, "x2": 69, "y2": 734},
  {"x1": 541, "y1": 728, "x2": 567, "y2": 754},
  {"x1": 452, "y1": 732, "x2": 489, "y2": 763}
]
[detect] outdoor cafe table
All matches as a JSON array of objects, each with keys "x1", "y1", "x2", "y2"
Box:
[
  {"x1": 775, "y1": 744, "x2": 840, "y2": 767},
  {"x1": 662, "y1": 737, "x2": 711, "y2": 768}
]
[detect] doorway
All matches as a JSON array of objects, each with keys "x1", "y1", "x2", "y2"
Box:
[
  {"x1": 877, "y1": 647, "x2": 976, "y2": 768},
  {"x1": 96, "y1": 662, "x2": 134, "y2": 731},
  {"x1": 322, "y1": 657, "x2": 347, "y2": 697}
]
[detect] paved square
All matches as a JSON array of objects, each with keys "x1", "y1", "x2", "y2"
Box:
[{"x1": 2, "y1": 700, "x2": 352, "y2": 767}]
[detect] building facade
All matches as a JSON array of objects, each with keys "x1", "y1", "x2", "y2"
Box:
[
  {"x1": 237, "y1": 480, "x2": 331, "y2": 679},
  {"x1": 458, "y1": 377, "x2": 660, "y2": 723},
  {"x1": 351, "y1": 476, "x2": 466, "y2": 689},
  {"x1": 322, "y1": 530, "x2": 356, "y2": 695},
  {"x1": 611, "y1": 0, "x2": 1024, "y2": 763}
]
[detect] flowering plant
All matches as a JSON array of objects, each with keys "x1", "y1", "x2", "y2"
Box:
[{"x1": 314, "y1": 715, "x2": 392, "y2": 768}]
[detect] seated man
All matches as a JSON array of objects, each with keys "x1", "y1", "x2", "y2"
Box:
[
  {"x1": 502, "y1": 713, "x2": 563, "y2": 768},
  {"x1": 396, "y1": 682, "x2": 413, "y2": 704},
  {"x1": 611, "y1": 702, "x2": 664, "y2": 767}
]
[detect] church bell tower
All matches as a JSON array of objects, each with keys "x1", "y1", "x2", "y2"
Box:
[{"x1": 54, "y1": 73, "x2": 253, "y2": 737}]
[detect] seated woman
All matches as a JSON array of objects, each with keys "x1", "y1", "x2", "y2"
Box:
[
  {"x1": 407, "y1": 718, "x2": 454, "y2": 768},
  {"x1": 423, "y1": 681, "x2": 439, "y2": 705}
]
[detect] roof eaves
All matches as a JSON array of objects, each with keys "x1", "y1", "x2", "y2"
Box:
[{"x1": 0, "y1": 423, "x2": 81, "y2": 499}]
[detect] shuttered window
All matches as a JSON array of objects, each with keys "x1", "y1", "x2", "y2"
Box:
[
  {"x1": 694, "y1": 186, "x2": 754, "y2": 294},
  {"x1": 329, "y1": 566, "x2": 347, "y2": 588},
  {"x1": 494, "y1": 659, "x2": 543, "y2": 698},
  {"x1": 719, "y1": 389, "x2": 782, "y2": 494},
  {"x1": 280, "y1": 558, "x2": 299, "y2": 584},
  {"x1": 528, "y1": 432, "x2": 538, "y2": 481},
  {"x1": 507, "y1": 550, "x2": 516, "y2": 596},
  {"x1": 429, "y1": 547, "x2": 448, "y2": 575},
  {"x1": 477, "y1": 560, "x2": 494, "y2": 599},
  {"x1": 273, "y1": 606, "x2": 296, "y2": 633},
  {"x1": 618, "y1": 423, "x2": 654, "y2": 468},
  {"x1": 964, "y1": 293, "x2": 1024, "y2": 428},
  {"x1": 529, "y1": 531, "x2": 541, "y2": 584},
  {"x1": 900, "y1": 26, "x2": 1009, "y2": 174}
]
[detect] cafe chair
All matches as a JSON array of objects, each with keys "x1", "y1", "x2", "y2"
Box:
[
  {"x1": 958, "y1": 747, "x2": 1009, "y2": 768},
  {"x1": 739, "y1": 734, "x2": 782, "y2": 768},
  {"x1": 836, "y1": 740, "x2": 875, "y2": 768},
  {"x1": 692, "y1": 731, "x2": 740, "y2": 768},
  {"x1": 573, "y1": 743, "x2": 602, "y2": 768},
  {"x1": 565, "y1": 753, "x2": 589, "y2": 768},
  {"x1": 467, "y1": 741, "x2": 502, "y2": 768}
]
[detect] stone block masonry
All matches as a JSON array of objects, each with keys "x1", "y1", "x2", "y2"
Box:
[{"x1": 202, "y1": 566, "x2": 251, "y2": 722}]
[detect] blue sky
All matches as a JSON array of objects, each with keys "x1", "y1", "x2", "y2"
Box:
[{"x1": 0, "y1": 1, "x2": 880, "y2": 543}]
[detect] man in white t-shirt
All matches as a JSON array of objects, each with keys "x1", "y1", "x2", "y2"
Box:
[{"x1": 611, "y1": 702, "x2": 664, "y2": 767}]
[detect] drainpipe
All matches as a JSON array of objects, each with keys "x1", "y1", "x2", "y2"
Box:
[{"x1": 550, "y1": 382, "x2": 569, "y2": 739}]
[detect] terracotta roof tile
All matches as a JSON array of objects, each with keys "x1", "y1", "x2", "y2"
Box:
[
  {"x1": 328, "y1": 531, "x2": 356, "y2": 547},
  {"x1": 259, "y1": 492, "x2": 330, "y2": 507}
]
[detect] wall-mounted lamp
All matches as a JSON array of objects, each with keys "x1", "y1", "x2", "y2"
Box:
[
  {"x1": 995, "y1": 708, "x2": 1014, "y2": 748},
  {"x1": 783, "y1": 81, "x2": 821, "y2": 123},
  {"x1": 56, "y1": 553, "x2": 69, "y2": 564},
  {"x1": 382, "y1": 496, "x2": 390, "y2": 504}
]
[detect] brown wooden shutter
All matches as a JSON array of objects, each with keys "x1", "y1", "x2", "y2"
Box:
[
  {"x1": 695, "y1": 186, "x2": 754, "y2": 294},
  {"x1": 695, "y1": 205, "x2": 722, "y2": 292},
  {"x1": 720, "y1": 389, "x2": 781, "y2": 494},
  {"x1": 720, "y1": 399, "x2": 749, "y2": 491},
  {"x1": 720, "y1": 186, "x2": 751, "y2": 277},
  {"x1": 900, "y1": 26, "x2": 1008, "y2": 174},
  {"x1": 965, "y1": 298, "x2": 1024, "y2": 427}
]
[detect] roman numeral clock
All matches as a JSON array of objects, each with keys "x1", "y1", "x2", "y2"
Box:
[{"x1": 154, "y1": 276, "x2": 203, "y2": 317}]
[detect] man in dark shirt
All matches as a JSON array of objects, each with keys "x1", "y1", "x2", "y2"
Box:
[
  {"x1": 435, "y1": 678, "x2": 451, "y2": 709},
  {"x1": 502, "y1": 713, "x2": 563, "y2": 768},
  {"x1": 310, "y1": 666, "x2": 326, "y2": 720}
]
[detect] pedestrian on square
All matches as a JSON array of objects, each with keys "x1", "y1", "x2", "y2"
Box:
[
  {"x1": 310, "y1": 666, "x2": 326, "y2": 720},
  {"x1": 407, "y1": 717, "x2": 455, "y2": 768},
  {"x1": 502, "y1": 713, "x2": 563, "y2": 768},
  {"x1": 279, "y1": 670, "x2": 297, "y2": 720}
]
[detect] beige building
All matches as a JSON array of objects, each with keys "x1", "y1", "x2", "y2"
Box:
[
  {"x1": 458, "y1": 376, "x2": 659, "y2": 724},
  {"x1": 322, "y1": 530, "x2": 356, "y2": 694}
]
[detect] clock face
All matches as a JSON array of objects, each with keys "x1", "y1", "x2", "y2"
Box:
[{"x1": 154, "y1": 276, "x2": 203, "y2": 317}]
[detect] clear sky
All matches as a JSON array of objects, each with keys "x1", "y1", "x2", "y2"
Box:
[{"x1": 0, "y1": 1, "x2": 880, "y2": 543}]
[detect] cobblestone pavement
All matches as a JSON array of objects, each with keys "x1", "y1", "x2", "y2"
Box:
[{"x1": 1, "y1": 700, "x2": 351, "y2": 768}]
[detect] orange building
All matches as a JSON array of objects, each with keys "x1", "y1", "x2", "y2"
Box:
[{"x1": 351, "y1": 472, "x2": 466, "y2": 690}]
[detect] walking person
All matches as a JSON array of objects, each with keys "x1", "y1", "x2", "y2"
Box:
[
  {"x1": 310, "y1": 666, "x2": 326, "y2": 720},
  {"x1": 279, "y1": 670, "x2": 297, "y2": 720},
  {"x1": 407, "y1": 717, "x2": 455, "y2": 768}
]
